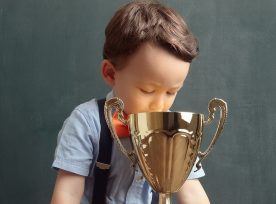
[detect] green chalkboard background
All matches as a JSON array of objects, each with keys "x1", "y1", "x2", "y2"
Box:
[{"x1": 1, "y1": 0, "x2": 276, "y2": 203}]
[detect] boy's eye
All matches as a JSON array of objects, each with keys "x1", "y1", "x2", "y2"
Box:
[
  {"x1": 140, "y1": 89, "x2": 155, "y2": 94},
  {"x1": 166, "y1": 91, "x2": 177, "y2": 96}
]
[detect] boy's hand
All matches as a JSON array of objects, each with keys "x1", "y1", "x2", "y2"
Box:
[
  {"x1": 51, "y1": 170, "x2": 85, "y2": 204},
  {"x1": 176, "y1": 179, "x2": 210, "y2": 204}
]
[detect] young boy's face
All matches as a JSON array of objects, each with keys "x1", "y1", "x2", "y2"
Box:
[{"x1": 102, "y1": 43, "x2": 190, "y2": 114}]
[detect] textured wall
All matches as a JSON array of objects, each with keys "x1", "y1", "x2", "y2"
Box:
[{"x1": 1, "y1": 0, "x2": 275, "y2": 203}]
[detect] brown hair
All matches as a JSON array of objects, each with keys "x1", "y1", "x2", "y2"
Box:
[{"x1": 103, "y1": 0, "x2": 199, "y2": 68}]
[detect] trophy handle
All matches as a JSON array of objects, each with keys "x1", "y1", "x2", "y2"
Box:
[
  {"x1": 104, "y1": 97, "x2": 137, "y2": 166},
  {"x1": 196, "y1": 98, "x2": 228, "y2": 170}
]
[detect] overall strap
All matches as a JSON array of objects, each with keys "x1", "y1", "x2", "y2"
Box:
[{"x1": 92, "y1": 98, "x2": 113, "y2": 204}]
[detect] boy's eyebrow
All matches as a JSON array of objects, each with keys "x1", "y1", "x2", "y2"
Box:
[
  {"x1": 169, "y1": 85, "x2": 183, "y2": 91},
  {"x1": 171, "y1": 84, "x2": 183, "y2": 89},
  {"x1": 143, "y1": 82, "x2": 184, "y2": 89},
  {"x1": 163, "y1": 82, "x2": 184, "y2": 89}
]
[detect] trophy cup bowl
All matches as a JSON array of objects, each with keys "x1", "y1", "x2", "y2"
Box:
[{"x1": 104, "y1": 97, "x2": 227, "y2": 204}]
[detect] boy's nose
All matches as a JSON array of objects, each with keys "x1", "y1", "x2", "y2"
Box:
[{"x1": 149, "y1": 99, "x2": 164, "y2": 112}]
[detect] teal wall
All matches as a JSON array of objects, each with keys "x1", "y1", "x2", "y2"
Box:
[{"x1": 1, "y1": 0, "x2": 276, "y2": 203}]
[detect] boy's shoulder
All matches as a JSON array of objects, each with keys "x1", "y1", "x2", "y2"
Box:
[
  {"x1": 72, "y1": 91, "x2": 113, "y2": 125},
  {"x1": 65, "y1": 92, "x2": 112, "y2": 134},
  {"x1": 73, "y1": 98, "x2": 99, "y2": 122}
]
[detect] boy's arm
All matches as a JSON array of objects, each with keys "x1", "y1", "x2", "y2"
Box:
[
  {"x1": 51, "y1": 170, "x2": 85, "y2": 204},
  {"x1": 176, "y1": 179, "x2": 210, "y2": 204}
]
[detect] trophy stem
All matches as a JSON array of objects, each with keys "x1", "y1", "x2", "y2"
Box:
[{"x1": 159, "y1": 193, "x2": 171, "y2": 204}]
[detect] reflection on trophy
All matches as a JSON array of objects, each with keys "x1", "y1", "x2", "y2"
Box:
[{"x1": 104, "y1": 97, "x2": 228, "y2": 204}]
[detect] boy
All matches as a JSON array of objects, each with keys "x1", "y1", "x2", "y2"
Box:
[{"x1": 51, "y1": 1, "x2": 210, "y2": 204}]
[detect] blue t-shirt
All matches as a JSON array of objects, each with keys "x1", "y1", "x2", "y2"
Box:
[{"x1": 52, "y1": 91, "x2": 205, "y2": 204}]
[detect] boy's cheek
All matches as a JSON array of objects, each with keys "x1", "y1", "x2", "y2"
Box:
[{"x1": 124, "y1": 97, "x2": 148, "y2": 114}]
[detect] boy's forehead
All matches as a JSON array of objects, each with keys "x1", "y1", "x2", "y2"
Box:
[{"x1": 118, "y1": 43, "x2": 190, "y2": 85}]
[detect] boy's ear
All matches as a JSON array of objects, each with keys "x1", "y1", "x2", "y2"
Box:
[{"x1": 101, "y1": 59, "x2": 116, "y2": 86}]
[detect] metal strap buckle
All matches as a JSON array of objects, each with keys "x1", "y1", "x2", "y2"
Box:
[{"x1": 96, "y1": 162, "x2": 111, "y2": 170}]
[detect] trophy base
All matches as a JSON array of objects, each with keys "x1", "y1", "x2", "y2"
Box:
[{"x1": 159, "y1": 193, "x2": 171, "y2": 204}]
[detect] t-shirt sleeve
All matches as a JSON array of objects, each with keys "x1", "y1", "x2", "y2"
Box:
[
  {"x1": 187, "y1": 157, "x2": 205, "y2": 179},
  {"x1": 52, "y1": 108, "x2": 98, "y2": 176}
]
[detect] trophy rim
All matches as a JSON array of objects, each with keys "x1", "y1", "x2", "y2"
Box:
[{"x1": 129, "y1": 111, "x2": 203, "y2": 116}]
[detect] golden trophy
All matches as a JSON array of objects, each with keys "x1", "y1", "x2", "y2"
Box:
[{"x1": 104, "y1": 97, "x2": 228, "y2": 204}]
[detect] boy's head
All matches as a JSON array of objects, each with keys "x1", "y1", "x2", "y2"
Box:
[
  {"x1": 103, "y1": 0, "x2": 199, "y2": 68},
  {"x1": 101, "y1": 1, "x2": 199, "y2": 114}
]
